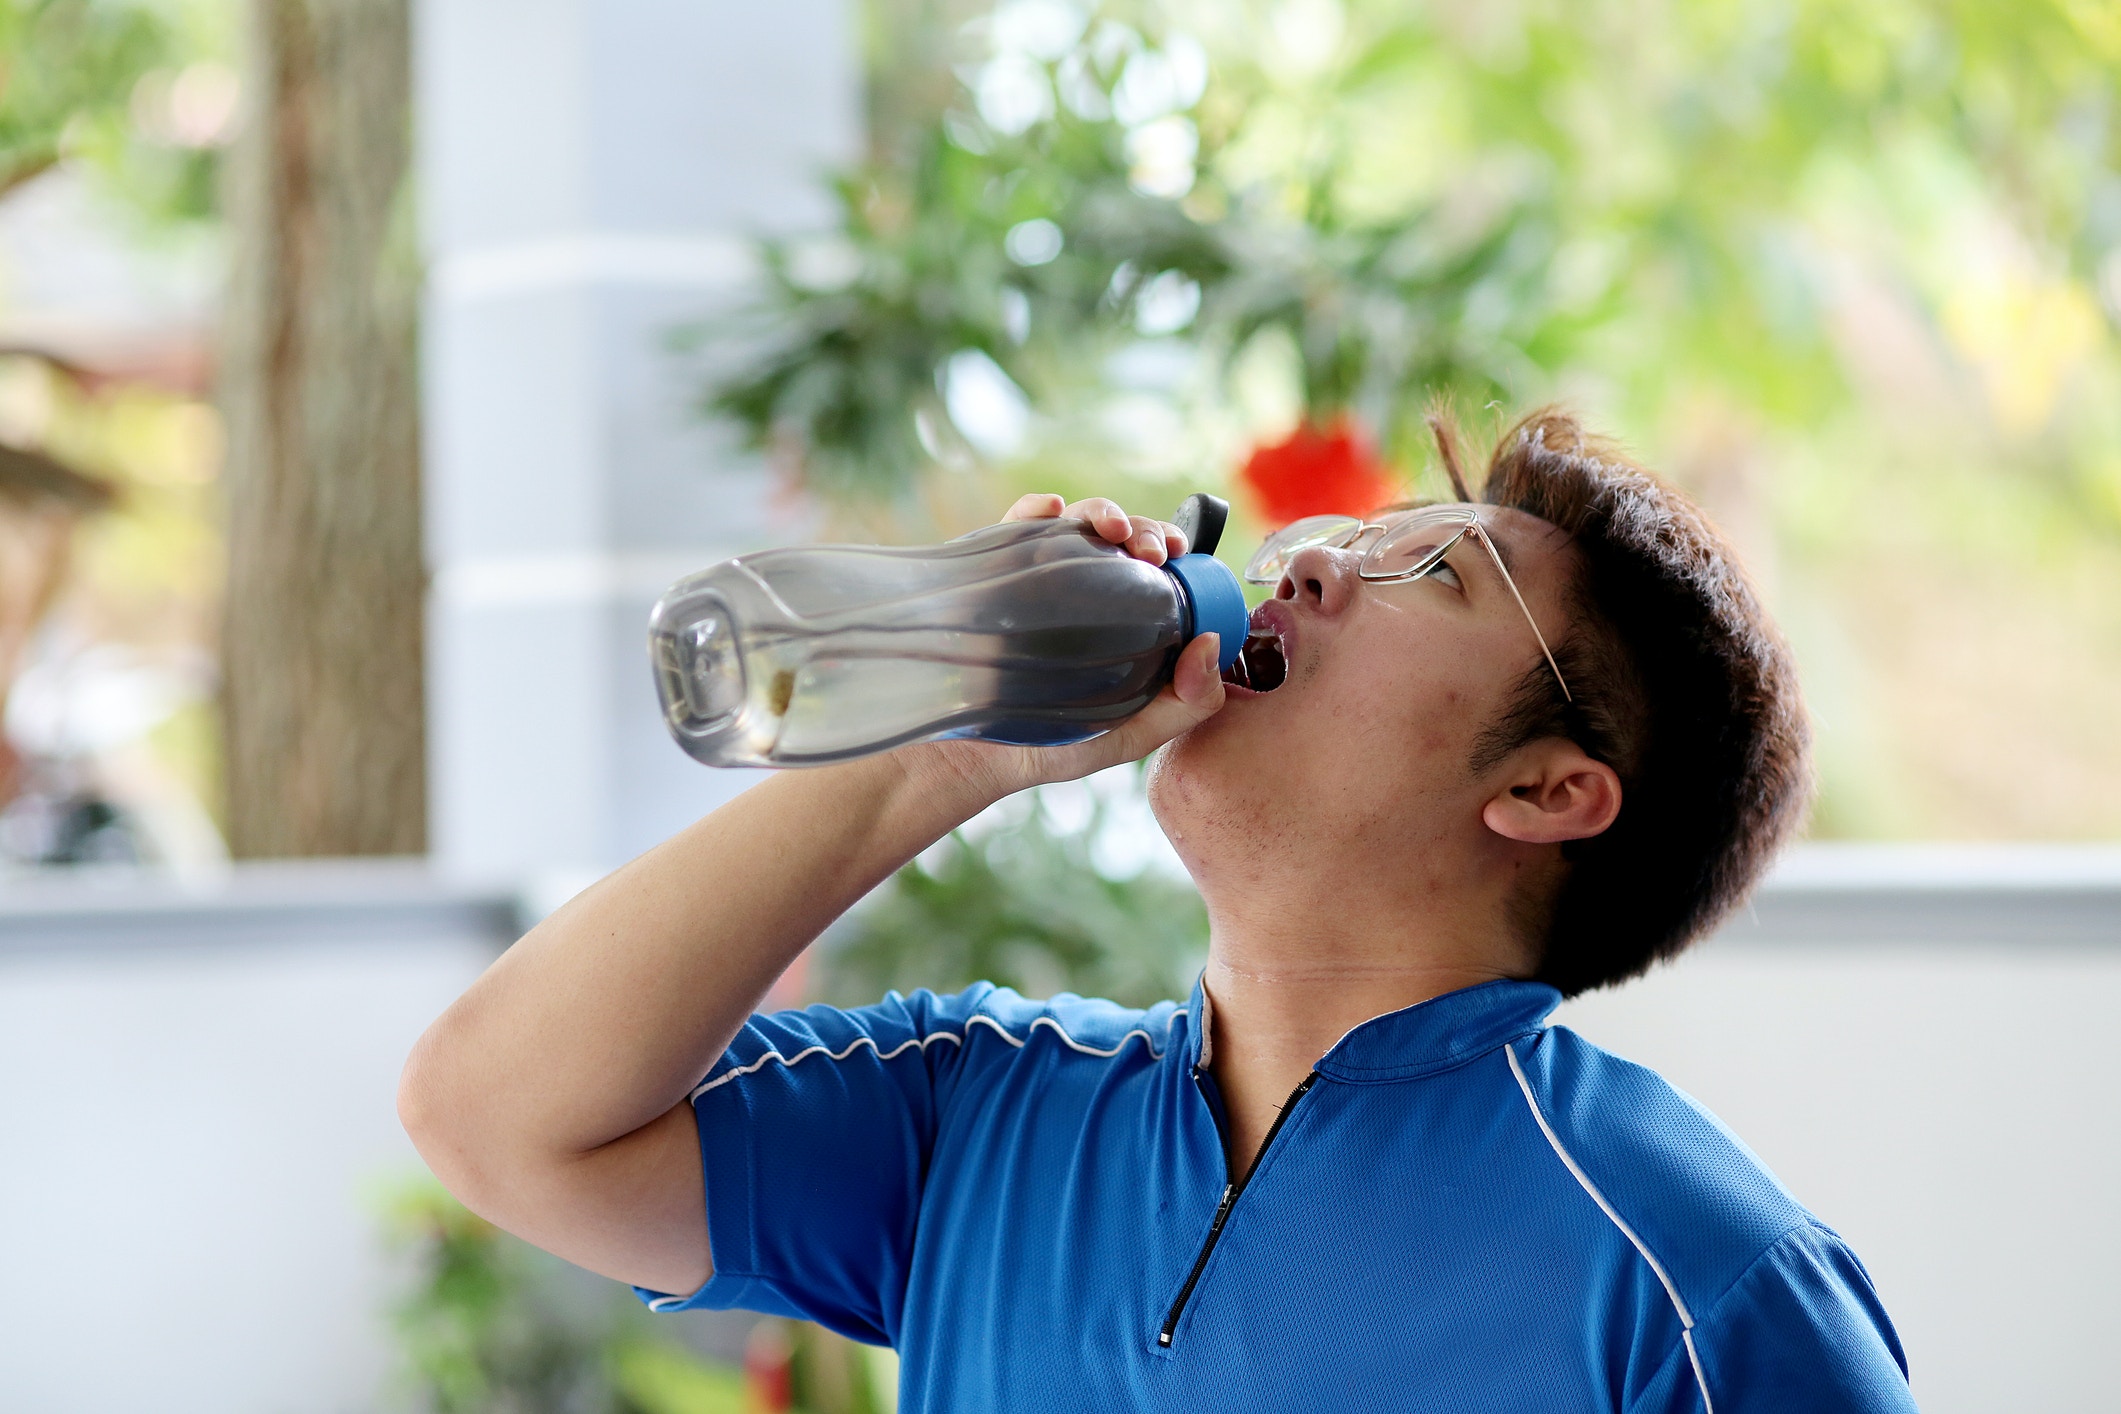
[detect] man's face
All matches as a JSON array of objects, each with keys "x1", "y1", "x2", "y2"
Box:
[{"x1": 1149, "y1": 505, "x2": 1581, "y2": 872}]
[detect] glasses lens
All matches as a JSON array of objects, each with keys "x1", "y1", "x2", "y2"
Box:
[
  {"x1": 1361, "y1": 509, "x2": 1474, "y2": 580},
  {"x1": 1243, "y1": 515, "x2": 1364, "y2": 583}
]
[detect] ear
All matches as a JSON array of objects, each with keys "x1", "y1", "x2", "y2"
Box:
[{"x1": 1480, "y1": 740, "x2": 1623, "y2": 845}]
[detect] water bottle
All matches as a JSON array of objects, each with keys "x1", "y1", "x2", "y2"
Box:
[{"x1": 648, "y1": 495, "x2": 1248, "y2": 768}]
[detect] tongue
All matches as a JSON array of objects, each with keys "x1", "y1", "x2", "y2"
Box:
[{"x1": 1225, "y1": 633, "x2": 1286, "y2": 692}]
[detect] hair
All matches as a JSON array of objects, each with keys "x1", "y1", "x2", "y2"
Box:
[{"x1": 1447, "y1": 406, "x2": 1810, "y2": 996}]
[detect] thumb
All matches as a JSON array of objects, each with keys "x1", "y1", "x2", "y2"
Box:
[{"x1": 1110, "y1": 633, "x2": 1226, "y2": 756}]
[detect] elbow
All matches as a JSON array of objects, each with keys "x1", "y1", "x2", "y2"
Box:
[
  {"x1": 397, "y1": 1020, "x2": 490, "y2": 1205},
  {"x1": 395, "y1": 1031, "x2": 440, "y2": 1152}
]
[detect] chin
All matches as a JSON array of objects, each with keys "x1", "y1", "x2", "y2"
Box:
[{"x1": 1147, "y1": 697, "x2": 1292, "y2": 860}]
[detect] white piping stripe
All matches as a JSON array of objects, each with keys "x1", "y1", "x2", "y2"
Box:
[
  {"x1": 1504, "y1": 1042, "x2": 1714, "y2": 1413},
  {"x1": 689, "y1": 1013, "x2": 1165, "y2": 1101},
  {"x1": 1683, "y1": 1330, "x2": 1716, "y2": 1414}
]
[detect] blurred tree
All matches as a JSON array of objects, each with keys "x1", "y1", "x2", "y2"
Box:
[{"x1": 218, "y1": 0, "x2": 423, "y2": 856}]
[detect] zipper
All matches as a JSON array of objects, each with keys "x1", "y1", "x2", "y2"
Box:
[{"x1": 1158, "y1": 1070, "x2": 1320, "y2": 1348}]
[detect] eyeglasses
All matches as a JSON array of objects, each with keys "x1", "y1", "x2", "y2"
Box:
[{"x1": 1242, "y1": 506, "x2": 1572, "y2": 702}]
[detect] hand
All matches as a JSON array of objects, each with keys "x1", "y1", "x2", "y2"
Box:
[
  {"x1": 899, "y1": 494, "x2": 1228, "y2": 805},
  {"x1": 1002, "y1": 493, "x2": 1190, "y2": 565}
]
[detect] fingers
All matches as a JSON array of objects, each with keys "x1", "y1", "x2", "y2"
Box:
[
  {"x1": 1002, "y1": 496, "x2": 1187, "y2": 563},
  {"x1": 1002, "y1": 493, "x2": 1066, "y2": 522},
  {"x1": 1056, "y1": 499, "x2": 1188, "y2": 565},
  {"x1": 1060, "y1": 497, "x2": 1133, "y2": 546},
  {"x1": 1120, "y1": 516, "x2": 1175, "y2": 566}
]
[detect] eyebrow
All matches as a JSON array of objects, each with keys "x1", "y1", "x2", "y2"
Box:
[{"x1": 1474, "y1": 516, "x2": 1519, "y2": 577}]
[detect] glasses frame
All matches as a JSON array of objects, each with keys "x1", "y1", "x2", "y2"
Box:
[{"x1": 1242, "y1": 508, "x2": 1572, "y2": 702}]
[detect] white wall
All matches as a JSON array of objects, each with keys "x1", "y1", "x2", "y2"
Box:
[{"x1": 0, "y1": 870, "x2": 499, "y2": 1414}]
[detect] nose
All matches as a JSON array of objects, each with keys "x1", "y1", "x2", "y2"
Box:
[{"x1": 1277, "y1": 544, "x2": 1361, "y2": 616}]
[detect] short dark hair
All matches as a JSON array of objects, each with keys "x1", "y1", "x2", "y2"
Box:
[{"x1": 1460, "y1": 407, "x2": 1810, "y2": 996}]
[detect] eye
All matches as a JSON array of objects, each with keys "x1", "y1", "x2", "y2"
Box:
[
  {"x1": 1366, "y1": 536, "x2": 1450, "y2": 577},
  {"x1": 1423, "y1": 556, "x2": 1463, "y2": 589}
]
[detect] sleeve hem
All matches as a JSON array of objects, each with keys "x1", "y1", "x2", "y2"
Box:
[
  {"x1": 629, "y1": 1083, "x2": 762, "y2": 1313},
  {"x1": 632, "y1": 1268, "x2": 775, "y2": 1314}
]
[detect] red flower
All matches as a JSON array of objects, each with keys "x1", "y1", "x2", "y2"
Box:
[
  {"x1": 1238, "y1": 418, "x2": 1397, "y2": 528},
  {"x1": 743, "y1": 1321, "x2": 795, "y2": 1411}
]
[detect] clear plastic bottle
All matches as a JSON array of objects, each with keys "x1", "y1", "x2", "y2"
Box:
[{"x1": 648, "y1": 496, "x2": 1247, "y2": 768}]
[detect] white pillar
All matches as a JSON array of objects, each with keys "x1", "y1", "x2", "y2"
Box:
[{"x1": 415, "y1": 0, "x2": 856, "y2": 881}]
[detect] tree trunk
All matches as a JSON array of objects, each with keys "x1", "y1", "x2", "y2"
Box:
[{"x1": 219, "y1": 0, "x2": 424, "y2": 857}]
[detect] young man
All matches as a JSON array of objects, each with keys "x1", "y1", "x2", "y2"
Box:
[{"x1": 401, "y1": 409, "x2": 1917, "y2": 1411}]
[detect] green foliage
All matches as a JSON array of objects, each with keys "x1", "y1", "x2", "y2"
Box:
[
  {"x1": 703, "y1": 0, "x2": 2119, "y2": 501},
  {"x1": 607, "y1": 1342, "x2": 747, "y2": 1414},
  {"x1": 701, "y1": 18, "x2": 1227, "y2": 499},
  {"x1": 0, "y1": 0, "x2": 167, "y2": 197},
  {"x1": 382, "y1": 1179, "x2": 745, "y2": 1414},
  {"x1": 700, "y1": 2, "x2": 1579, "y2": 496},
  {"x1": 383, "y1": 1179, "x2": 901, "y2": 1414},
  {"x1": 0, "y1": 0, "x2": 234, "y2": 223},
  {"x1": 821, "y1": 768, "x2": 1208, "y2": 1008}
]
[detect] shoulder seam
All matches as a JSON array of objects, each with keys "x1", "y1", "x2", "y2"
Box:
[
  {"x1": 690, "y1": 1011, "x2": 1168, "y2": 1101},
  {"x1": 1503, "y1": 1040, "x2": 1716, "y2": 1414},
  {"x1": 1692, "y1": 1220, "x2": 1839, "y2": 1332}
]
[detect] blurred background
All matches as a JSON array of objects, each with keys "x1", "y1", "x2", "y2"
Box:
[{"x1": 0, "y1": 0, "x2": 2116, "y2": 1409}]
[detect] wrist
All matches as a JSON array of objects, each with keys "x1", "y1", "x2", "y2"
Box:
[{"x1": 888, "y1": 741, "x2": 1018, "y2": 824}]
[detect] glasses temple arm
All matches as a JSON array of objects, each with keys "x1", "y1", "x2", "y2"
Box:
[{"x1": 1472, "y1": 527, "x2": 1573, "y2": 703}]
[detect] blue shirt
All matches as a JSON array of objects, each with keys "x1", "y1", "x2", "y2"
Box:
[{"x1": 639, "y1": 979, "x2": 1915, "y2": 1412}]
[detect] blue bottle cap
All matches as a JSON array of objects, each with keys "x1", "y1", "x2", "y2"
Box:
[{"x1": 1164, "y1": 553, "x2": 1248, "y2": 672}]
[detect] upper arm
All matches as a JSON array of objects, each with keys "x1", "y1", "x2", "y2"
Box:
[
  {"x1": 518, "y1": 1101, "x2": 713, "y2": 1296},
  {"x1": 405, "y1": 1094, "x2": 713, "y2": 1298},
  {"x1": 403, "y1": 987, "x2": 983, "y2": 1336}
]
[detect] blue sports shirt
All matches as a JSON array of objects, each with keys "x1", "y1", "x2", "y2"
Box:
[{"x1": 638, "y1": 978, "x2": 1916, "y2": 1412}]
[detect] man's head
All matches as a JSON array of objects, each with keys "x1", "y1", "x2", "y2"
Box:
[{"x1": 1149, "y1": 406, "x2": 1809, "y2": 995}]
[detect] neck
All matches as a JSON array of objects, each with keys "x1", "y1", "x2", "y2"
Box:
[{"x1": 1194, "y1": 873, "x2": 1534, "y2": 1180}]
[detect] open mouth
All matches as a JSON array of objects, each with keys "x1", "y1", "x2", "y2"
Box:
[{"x1": 1221, "y1": 610, "x2": 1287, "y2": 693}]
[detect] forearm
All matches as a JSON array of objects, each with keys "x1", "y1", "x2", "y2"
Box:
[{"x1": 400, "y1": 747, "x2": 994, "y2": 1189}]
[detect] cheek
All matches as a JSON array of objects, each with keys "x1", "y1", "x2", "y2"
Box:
[{"x1": 1311, "y1": 639, "x2": 1476, "y2": 763}]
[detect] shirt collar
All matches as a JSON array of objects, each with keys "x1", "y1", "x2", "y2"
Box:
[{"x1": 1184, "y1": 974, "x2": 1561, "y2": 1083}]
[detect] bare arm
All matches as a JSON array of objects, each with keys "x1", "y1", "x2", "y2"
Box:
[{"x1": 397, "y1": 497, "x2": 1225, "y2": 1296}]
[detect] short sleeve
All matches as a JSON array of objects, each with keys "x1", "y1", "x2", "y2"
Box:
[
  {"x1": 1653, "y1": 1222, "x2": 1917, "y2": 1414},
  {"x1": 632, "y1": 986, "x2": 992, "y2": 1345}
]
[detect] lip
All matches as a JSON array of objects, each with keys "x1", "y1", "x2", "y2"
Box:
[
  {"x1": 1219, "y1": 599, "x2": 1296, "y2": 700},
  {"x1": 1250, "y1": 598, "x2": 1296, "y2": 667}
]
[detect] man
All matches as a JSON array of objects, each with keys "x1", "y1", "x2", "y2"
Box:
[{"x1": 400, "y1": 409, "x2": 1916, "y2": 1411}]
